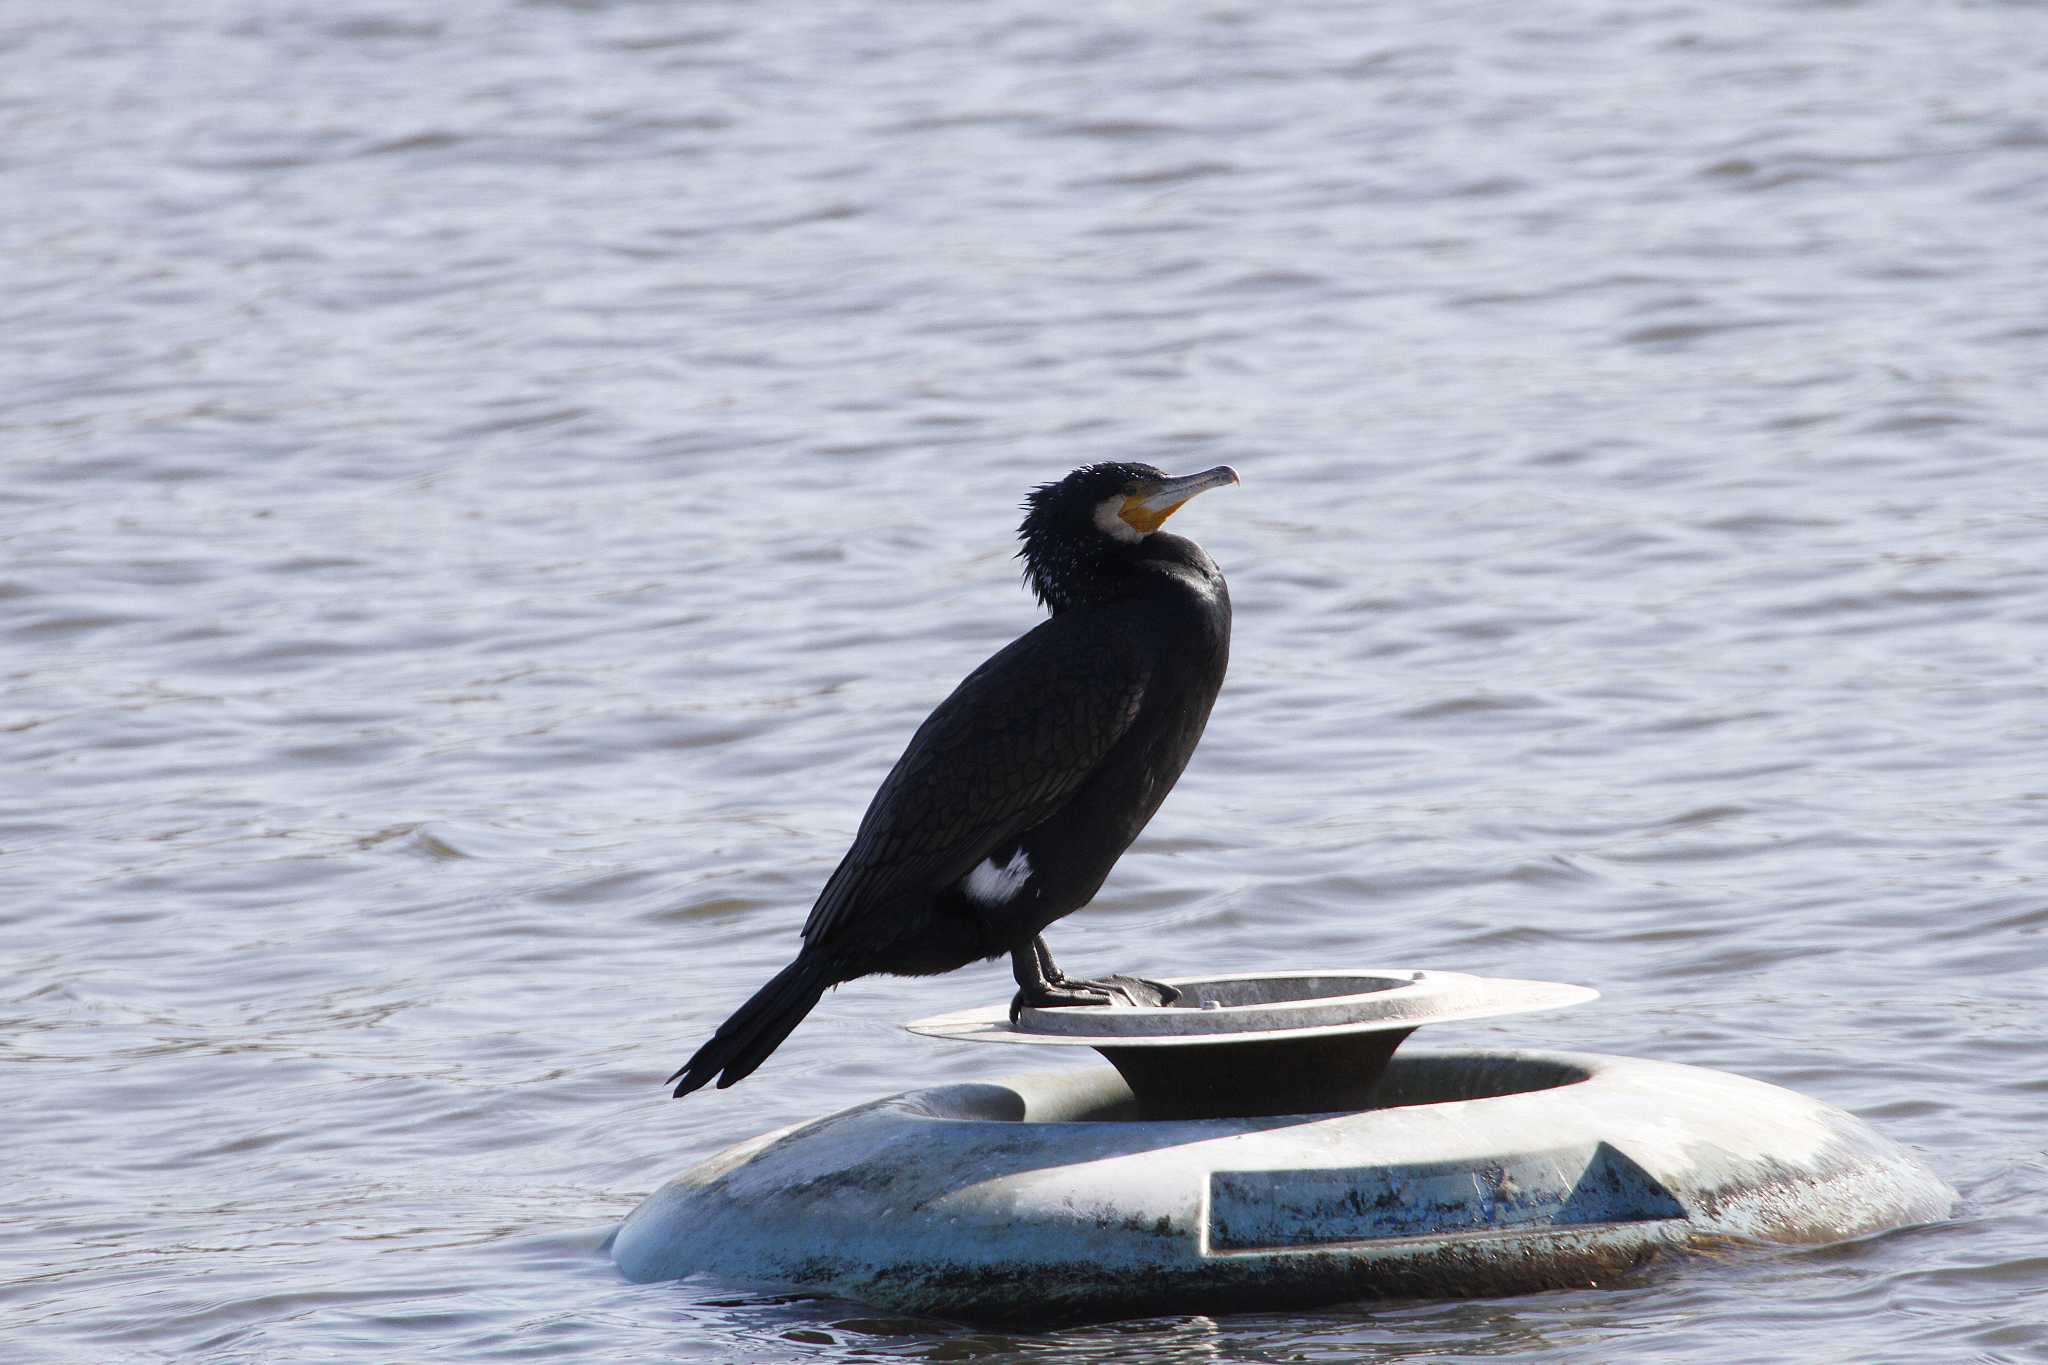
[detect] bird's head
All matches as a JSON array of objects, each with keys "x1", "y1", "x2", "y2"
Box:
[{"x1": 1017, "y1": 462, "x2": 1239, "y2": 611}]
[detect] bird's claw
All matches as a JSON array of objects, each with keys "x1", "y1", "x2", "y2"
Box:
[
  {"x1": 1010, "y1": 982, "x2": 1118, "y2": 1021},
  {"x1": 1084, "y1": 974, "x2": 1181, "y2": 1007},
  {"x1": 1009, "y1": 974, "x2": 1181, "y2": 1021}
]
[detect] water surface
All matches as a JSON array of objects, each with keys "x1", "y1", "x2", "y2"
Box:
[{"x1": 5, "y1": 1, "x2": 2046, "y2": 1360}]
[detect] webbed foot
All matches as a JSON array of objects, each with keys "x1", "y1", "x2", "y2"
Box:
[
  {"x1": 1009, "y1": 980, "x2": 1119, "y2": 1021},
  {"x1": 1008, "y1": 936, "x2": 1181, "y2": 1020},
  {"x1": 1007, "y1": 973, "x2": 1181, "y2": 1021}
]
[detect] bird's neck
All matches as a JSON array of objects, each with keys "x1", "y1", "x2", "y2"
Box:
[{"x1": 1029, "y1": 533, "x2": 1211, "y2": 615}]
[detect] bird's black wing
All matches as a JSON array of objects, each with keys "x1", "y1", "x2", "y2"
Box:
[{"x1": 799, "y1": 608, "x2": 1150, "y2": 950}]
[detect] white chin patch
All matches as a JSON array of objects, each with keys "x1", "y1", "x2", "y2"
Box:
[
  {"x1": 1093, "y1": 495, "x2": 1144, "y2": 543},
  {"x1": 964, "y1": 847, "x2": 1033, "y2": 905}
]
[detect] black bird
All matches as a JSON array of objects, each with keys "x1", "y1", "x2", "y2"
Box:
[{"x1": 667, "y1": 462, "x2": 1237, "y2": 1097}]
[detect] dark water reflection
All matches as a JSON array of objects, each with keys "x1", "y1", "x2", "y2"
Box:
[{"x1": 5, "y1": 0, "x2": 2046, "y2": 1360}]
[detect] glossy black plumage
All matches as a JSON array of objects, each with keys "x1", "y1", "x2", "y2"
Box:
[{"x1": 668, "y1": 463, "x2": 1235, "y2": 1097}]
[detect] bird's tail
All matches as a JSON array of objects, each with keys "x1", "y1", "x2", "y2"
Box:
[{"x1": 666, "y1": 955, "x2": 835, "y2": 1098}]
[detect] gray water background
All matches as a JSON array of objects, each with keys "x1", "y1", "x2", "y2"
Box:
[{"x1": 5, "y1": 1, "x2": 2047, "y2": 1360}]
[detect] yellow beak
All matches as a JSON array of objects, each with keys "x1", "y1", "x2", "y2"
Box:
[{"x1": 1118, "y1": 466, "x2": 1241, "y2": 534}]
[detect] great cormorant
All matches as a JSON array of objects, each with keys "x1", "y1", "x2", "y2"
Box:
[{"x1": 667, "y1": 462, "x2": 1237, "y2": 1097}]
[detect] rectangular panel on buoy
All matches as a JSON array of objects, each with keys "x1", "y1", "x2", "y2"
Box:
[{"x1": 1204, "y1": 1142, "x2": 1685, "y2": 1252}]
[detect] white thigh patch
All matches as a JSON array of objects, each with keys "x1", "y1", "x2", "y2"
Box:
[{"x1": 963, "y1": 848, "x2": 1032, "y2": 905}]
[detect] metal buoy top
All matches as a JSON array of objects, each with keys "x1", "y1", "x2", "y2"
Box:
[
  {"x1": 908, "y1": 970, "x2": 1598, "y2": 1119},
  {"x1": 911, "y1": 969, "x2": 1596, "y2": 1046}
]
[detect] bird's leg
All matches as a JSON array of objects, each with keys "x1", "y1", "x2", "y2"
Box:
[
  {"x1": 1010, "y1": 936, "x2": 1181, "y2": 1021},
  {"x1": 1032, "y1": 935, "x2": 1072, "y2": 987},
  {"x1": 1011, "y1": 939, "x2": 1119, "y2": 1019}
]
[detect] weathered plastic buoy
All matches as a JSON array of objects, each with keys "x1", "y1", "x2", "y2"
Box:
[{"x1": 614, "y1": 971, "x2": 1954, "y2": 1323}]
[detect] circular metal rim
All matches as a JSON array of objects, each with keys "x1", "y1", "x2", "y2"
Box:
[{"x1": 905, "y1": 968, "x2": 1599, "y2": 1048}]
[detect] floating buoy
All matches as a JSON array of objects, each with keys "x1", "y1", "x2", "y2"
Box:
[{"x1": 614, "y1": 971, "x2": 1953, "y2": 1323}]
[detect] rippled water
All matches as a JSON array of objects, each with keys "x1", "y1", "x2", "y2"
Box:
[{"x1": 7, "y1": 1, "x2": 2047, "y2": 1360}]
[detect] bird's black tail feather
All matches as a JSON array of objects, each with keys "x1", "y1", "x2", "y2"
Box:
[{"x1": 667, "y1": 955, "x2": 834, "y2": 1098}]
